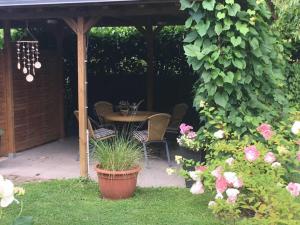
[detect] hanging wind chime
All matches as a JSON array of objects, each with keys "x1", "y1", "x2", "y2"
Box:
[{"x1": 16, "y1": 25, "x2": 42, "y2": 82}]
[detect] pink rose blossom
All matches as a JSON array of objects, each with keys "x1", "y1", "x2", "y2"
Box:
[
  {"x1": 264, "y1": 152, "x2": 276, "y2": 164},
  {"x1": 211, "y1": 166, "x2": 223, "y2": 179},
  {"x1": 224, "y1": 172, "x2": 238, "y2": 185},
  {"x1": 190, "y1": 181, "x2": 205, "y2": 195},
  {"x1": 179, "y1": 123, "x2": 193, "y2": 135},
  {"x1": 187, "y1": 131, "x2": 197, "y2": 139},
  {"x1": 195, "y1": 166, "x2": 207, "y2": 173},
  {"x1": 233, "y1": 178, "x2": 243, "y2": 188},
  {"x1": 226, "y1": 188, "x2": 240, "y2": 204},
  {"x1": 257, "y1": 123, "x2": 273, "y2": 140},
  {"x1": 244, "y1": 145, "x2": 260, "y2": 162},
  {"x1": 215, "y1": 176, "x2": 228, "y2": 194},
  {"x1": 225, "y1": 157, "x2": 235, "y2": 166},
  {"x1": 286, "y1": 182, "x2": 300, "y2": 197}
]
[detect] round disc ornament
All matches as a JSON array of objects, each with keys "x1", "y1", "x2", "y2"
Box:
[{"x1": 26, "y1": 74, "x2": 34, "y2": 82}]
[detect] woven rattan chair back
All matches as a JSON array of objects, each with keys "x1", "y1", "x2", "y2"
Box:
[
  {"x1": 74, "y1": 110, "x2": 95, "y2": 139},
  {"x1": 94, "y1": 101, "x2": 113, "y2": 123},
  {"x1": 147, "y1": 113, "x2": 171, "y2": 142},
  {"x1": 169, "y1": 103, "x2": 188, "y2": 128}
]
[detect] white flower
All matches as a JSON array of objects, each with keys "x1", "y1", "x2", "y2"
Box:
[
  {"x1": 208, "y1": 201, "x2": 216, "y2": 208},
  {"x1": 291, "y1": 121, "x2": 300, "y2": 135},
  {"x1": 225, "y1": 157, "x2": 234, "y2": 166},
  {"x1": 226, "y1": 188, "x2": 240, "y2": 198},
  {"x1": 175, "y1": 155, "x2": 183, "y2": 165},
  {"x1": 213, "y1": 130, "x2": 225, "y2": 139},
  {"x1": 215, "y1": 192, "x2": 223, "y2": 199},
  {"x1": 166, "y1": 168, "x2": 175, "y2": 175},
  {"x1": 224, "y1": 172, "x2": 238, "y2": 185},
  {"x1": 0, "y1": 178, "x2": 15, "y2": 208},
  {"x1": 189, "y1": 171, "x2": 201, "y2": 181},
  {"x1": 190, "y1": 181, "x2": 205, "y2": 195},
  {"x1": 271, "y1": 162, "x2": 281, "y2": 168},
  {"x1": 199, "y1": 100, "x2": 206, "y2": 108}
]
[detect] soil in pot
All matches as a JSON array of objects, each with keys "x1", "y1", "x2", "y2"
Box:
[{"x1": 96, "y1": 165, "x2": 141, "y2": 200}]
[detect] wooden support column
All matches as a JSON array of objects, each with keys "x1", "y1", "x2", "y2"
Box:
[
  {"x1": 64, "y1": 17, "x2": 99, "y2": 177},
  {"x1": 53, "y1": 25, "x2": 66, "y2": 139},
  {"x1": 3, "y1": 21, "x2": 16, "y2": 157},
  {"x1": 136, "y1": 25, "x2": 163, "y2": 111}
]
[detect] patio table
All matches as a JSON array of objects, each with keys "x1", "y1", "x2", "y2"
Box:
[{"x1": 103, "y1": 111, "x2": 155, "y2": 123}]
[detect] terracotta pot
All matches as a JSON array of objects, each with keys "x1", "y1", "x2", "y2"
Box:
[{"x1": 95, "y1": 164, "x2": 141, "y2": 200}]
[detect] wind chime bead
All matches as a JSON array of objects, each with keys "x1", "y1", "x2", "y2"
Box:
[{"x1": 26, "y1": 74, "x2": 34, "y2": 82}]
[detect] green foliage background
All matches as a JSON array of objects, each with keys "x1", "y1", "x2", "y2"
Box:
[{"x1": 181, "y1": 0, "x2": 289, "y2": 135}]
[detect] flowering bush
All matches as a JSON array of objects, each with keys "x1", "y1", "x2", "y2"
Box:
[
  {"x1": 174, "y1": 119, "x2": 300, "y2": 224},
  {"x1": 0, "y1": 175, "x2": 31, "y2": 224},
  {"x1": 177, "y1": 123, "x2": 200, "y2": 151}
]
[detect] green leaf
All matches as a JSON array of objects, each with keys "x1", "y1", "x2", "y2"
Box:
[
  {"x1": 195, "y1": 20, "x2": 211, "y2": 37},
  {"x1": 211, "y1": 50, "x2": 220, "y2": 62},
  {"x1": 236, "y1": 22, "x2": 249, "y2": 35},
  {"x1": 183, "y1": 44, "x2": 199, "y2": 57},
  {"x1": 224, "y1": 71, "x2": 234, "y2": 83},
  {"x1": 225, "y1": 0, "x2": 234, "y2": 5},
  {"x1": 223, "y1": 18, "x2": 233, "y2": 30},
  {"x1": 227, "y1": 3, "x2": 241, "y2": 17},
  {"x1": 214, "y1": 92, "x2": 228, "y2": 108},
  {"x1": 202, "y1": 71, "x2": 211, "y2": 83},
  {"x1": 232, "y1": 58, "x2": 246, "y2": 69},
  {"x1": 250, "y1": 37, "x2": 259, "y2": 49},
  {"x1": 202, "y1": 0, "x2": 216, "y2": 11},
  {"x1": 13, "y1": 217, "x2": 33, "y2": 225},
  {"x1": 180, "y1": 0, "x2": 193, "y2": 10},
  {"x1": 217, "y1": 12, "x2": 226, "y2": 20},
  {"x1": 215, "y1": 23, "x2": 223, "y2": 35},
  {"x1": 230, "y1": 36, "x2": 242, "y2": 47},
  {"x1": 185, "y1": 17, "x2": 193, "y2": 28},
  {"x1": 183, "y1": 31, "x2": 198, "y2": 43}
]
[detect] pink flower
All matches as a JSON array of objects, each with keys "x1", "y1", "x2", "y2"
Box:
[
  {"x1": 233, "y1": 178, "x2": 243, "y2": 188},
  {"x1": 195, "y1": 166, "x2": 207, "y2": 173},
  {"x1": 226, "y1": 188, "x2": 240, "y2": 204},
  {"x1": 179, "y1": 123, "x2": 193, "y2": 135},
  {"x1": 264, "y1": 152, "x2": 276, "y2": 164},
  {"x1": 297, "y1": 151, "x2": 300, "y2": 162},
  {"x1": 215, "y1": 176, "x2": 228, "y2": 194},
  {"x1": 257, "y1": 123, "x2": 273, "y2": 140},
  {"x1": 244, "y1": 145, "x2": 260, "y2": 162},
  {"x1": 286, "y1": 182, "x2": 300, "y2": 197},
  {"x1": 211, "y1": 166, "x2": 223, "y2": 179},
  {"x1": 190, "y1": 181, "x2": 205, "y2": 195},
  {"x1": 225, "y1": 157, "x2": 234, "y2": 166},
  {"x1": 187, "y1": 131, "x2": 197, "y2": 139},
  {"x1": 224, "y1": 172, "x2": 238, "y2": 185}
]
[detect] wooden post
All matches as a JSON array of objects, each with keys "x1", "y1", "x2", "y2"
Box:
[
  {"x1": 64, "y1": 17, "x2": 100, "y2": 177},
  {"x1": 53, "y1": 25, "x2": 66, "y2": 139},
  {"x1": 3, "y1": 21, "x2": 16, "y2": 157},
  {"x1": 136, "y1": 25, "x2": 163, "y2": 111},
  {"x1": 145, "y1": 25, "x2": 155, "y2": 111}
]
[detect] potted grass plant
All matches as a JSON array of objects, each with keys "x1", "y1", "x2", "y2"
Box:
[{"x1": 93, "y1": 135, "x2": 142, "y2": 200}]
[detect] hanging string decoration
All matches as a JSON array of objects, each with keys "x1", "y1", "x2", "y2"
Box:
[{"x1": 16, "y1": 27, "x2": 42, "y2": 82}]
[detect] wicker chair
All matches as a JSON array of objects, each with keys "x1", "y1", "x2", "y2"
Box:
[
  {"x1": 133, "y1": 113, "x2": 171, "y2": 167},
  {"x1": 74, "y1": 111, "x2": 116, "y2": 141},
  {"x1": 166, "y1": 103, "x2": 188, "y2": 134},
  {"x1": 94, "y1": 101, "x2": 113, "y2": 124}
]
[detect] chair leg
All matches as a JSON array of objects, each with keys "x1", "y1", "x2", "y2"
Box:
[
  {"x1": 164, "y1": 141, "x2": 172, "y2": 166},
  {"x1": 143, "y1": 142, "x2": 149, "y2": 168}
]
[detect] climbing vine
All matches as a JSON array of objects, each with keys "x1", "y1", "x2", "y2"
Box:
[{"x1": 180, "y1": 0, "x2": 289, "y2": 134}]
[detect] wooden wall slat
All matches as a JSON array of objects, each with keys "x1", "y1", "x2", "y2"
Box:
[
  {"x1": 12, "y1": 49, "x2": 62, "y2": 152},
  {"x1": 0, "y1": 51, "x2": 9, "y2": 155}
]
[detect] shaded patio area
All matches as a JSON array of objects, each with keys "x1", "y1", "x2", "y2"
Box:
[{"x1": 0, "y1": 138, "x2": 185, "y2": 187}]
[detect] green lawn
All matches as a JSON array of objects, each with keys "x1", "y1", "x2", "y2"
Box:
[{"x1": 2, "y1": 179, "x2": 222, "y2": 225}]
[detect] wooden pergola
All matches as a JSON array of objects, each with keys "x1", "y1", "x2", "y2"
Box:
[{"x1": 0, "y1": 0, "x2": 186, "y2": 177}]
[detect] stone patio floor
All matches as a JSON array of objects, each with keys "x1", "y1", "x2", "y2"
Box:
[{"x1": 0, "y1": 138, "x2": 185, "y2": 187}]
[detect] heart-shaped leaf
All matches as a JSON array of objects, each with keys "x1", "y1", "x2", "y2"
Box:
[
  {"x1": 227, "y1": 3, "x2": 241, "y2": 16},
  {"x1": 215, "y1": 23, "x2": 223, "y2": 35},
  {"x1": 236, "y1": 22, "x2": 249, "y2": 35},
  {"x1": 217, "y1": 12, "x2": 226, "y2": 19},
  {"x1": 195, "y1": 20, "x2": 210, "y2": 37},
  {"x1": 202, "y1": 0, "x2": 216, "y2": 11},
  {"x1": 214, "y1": 92, "x2": 229, "y2": 108},
  {"x1": 230, "y1": 36, "x2": 242, "y2": 47},
  {"x1": 224, "y1": 71, "x2": 234, "y2": 84}
]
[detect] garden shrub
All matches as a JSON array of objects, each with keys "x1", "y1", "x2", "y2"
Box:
[
  {"x1": 174, "y1": 116, "x2": 300, "y2": 224},
  {"x1": 180, "y1": 0, "x2": 289, "y2": 135}
]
